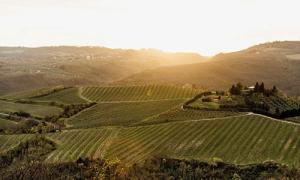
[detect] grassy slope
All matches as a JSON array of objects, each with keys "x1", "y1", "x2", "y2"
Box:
[
  {"x1": 1, "y1": 115, "x2": 298, "y2": 167},
  {"x1": 81, "y1": 85, "x2": 200, "y2": 102},
  {"x1": 67, "y1": 100, "x2": 183, "y2": 128},
  {"x1": 0, "y1": 100, "x2": 62, "y2": 118},
  {"x1": 1, "y1": 86, "x2": 65, "y2": 100},
  {"x1": 31, "y1": 87, "x2": 87, "y2": 104},
  {"x1": 0, "y1": 47, "x2": 205, "y2": 95},
  {"x1": 0, "y1": 118, "x2": 17, "y2": 128}
]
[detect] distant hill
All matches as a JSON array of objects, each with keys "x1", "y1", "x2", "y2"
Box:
[
  {"x1": 0, "y1": 46, "x2": 205, "y2": 95},
  {"x1": 120, "y1": 41, "x2": 300, "y2": 96}
]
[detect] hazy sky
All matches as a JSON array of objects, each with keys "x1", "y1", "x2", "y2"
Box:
[{"x1": 1, "y1": 0, "x2": 300, "y2": 55}]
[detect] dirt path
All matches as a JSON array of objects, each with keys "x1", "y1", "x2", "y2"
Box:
[
  {"x1": 96, "y1": 98, "x2": 188, "y2": 104},
  {"x1": 78, "y1": 87, "x2": 93, "y2": 103},
  {"x1": 248, "y1": 112, "x2": 300, "y2": 126}
]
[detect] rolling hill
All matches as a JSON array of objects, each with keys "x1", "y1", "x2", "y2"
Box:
[
  {"x1": 120, "y1": 41, "x2": 300, "y2": 96},
  {"x1": 0, "y1": 47, "x2": 205, "y2": 95}
]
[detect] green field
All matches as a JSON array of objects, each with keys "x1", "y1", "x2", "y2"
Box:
[
  {"x1": 0, "y1": 100, "x2": 63, "y2": 118},
  {"x1": 0, "y1": 118, "x2": 17, "y2": 129},
  {"x1": 1, "y1": 86, "x2": 66, "y2": 100},
  {"x1": 0, "y1": 114, "x2": 299, "y2": 167},
  {"x1": 31, "y1": 87, "x2": 87, "y2": 104},
  {"x1": 67, "y1": 100, "x2": 183, "y2": 128},
  {"x1": 81, "y1": 85, "x2": 200, "y2": 102}
]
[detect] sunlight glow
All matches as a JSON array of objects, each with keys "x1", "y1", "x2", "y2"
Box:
[{"x1": 1, "y1": 0, "x2": 300, "y2": 55}]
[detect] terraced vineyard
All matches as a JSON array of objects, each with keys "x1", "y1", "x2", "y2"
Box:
[
  {"x1": 45, "y1": 128, "x2": 118, "y2": 163},
  {"x1": 81, "y1": 85, "x2": 200, "y2": 102},
  {"x1": 67, "y1": 100, "x2": 183, "y2": 128},
  {"x1": 0, "y1": 134, "x2": 34, "y2": 152},
  {"x1": 0, "y1": 115, "x2": 299, "y2": 167},
  {"x1": 107, "y1": 115, "x2": 300, "y2": 166},
  {"x1": 0, "y1": 100, "x2": 63, "y2": 118},
  {"x1": 136, "y1": 108, "x2": 243, "y2": 125},
  {"x1": 263, "y1": 96, "x2": 300, "y2": 111},
  {"x1": 32, "y1": 87, "x2": 87, "y2": 104}
]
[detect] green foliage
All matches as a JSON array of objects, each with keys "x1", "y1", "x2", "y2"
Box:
[
  {"x1": 1, "y1": 157, "x2": 300, "y2": 180},
  {"x1": 230, "y1": 83, "x2": 243, "y2": 95},
  {"x1": 0, "y1": 135, "x2": 56, "y2": 169},
  {"x1": 44, "y1": 102, "x2": 96, "y2": 125}
]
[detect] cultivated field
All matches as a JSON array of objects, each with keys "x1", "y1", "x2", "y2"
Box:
[
  {"x1": 0, "y1": 100, "x2": 63, "y2": 118},
  {"x1": 1, "y1": 85, "x2": 299, "y2": 169},
  {"x1": 67, "y1": 100, "x2": 183, "y2": 128},
  {"x1": 1, "y1": 114, "x2": 298, "y2": 167},
  {"x1": 1, "y1": 86, "x2": 66, "y2": 100},
  {"x1": 0, "y1": 118, "x2": 17, "y2": 129},
  {"x1": 106, "y1": 115, "x2": 300, "y2": 166},
  {"x1": 136, "y1": 108, "x2": 243, "y2": 125},
  {"x1": 32, "y1": 87, "x2": 87, "y2": 104},
  {"x1": 81, "y1": 85, "x2": 200, "y2": 102},
  {"x1": 0, "y1": 134, "x2": 34, "y2": 152},
  {"x1": 45, "y1": 128, "x2": 118, "y2": 163}
]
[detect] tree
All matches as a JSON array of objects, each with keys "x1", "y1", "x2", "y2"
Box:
[
  {"x1": 259, "y1": 82, "x2": 265, "y2": 93},
  {"x1": 236, "y1": 82, "x2": 243, "y2": 91},
  {"x1": 230, "y1": 84, "x2": 241, "y2": 95},
  {"x1": 230, "y1": 85, "x2": 236, "y2": 95},
  {"x1": 271, "y1": 86, "x2": 278, "y2": 95},
  {"x1": 254, "y1": 82, "x2": 260, "y2": 92}
]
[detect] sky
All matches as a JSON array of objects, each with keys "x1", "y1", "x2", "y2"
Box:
[{"x1": 1, "y1": 0, "x2": 300, "y2": 56}]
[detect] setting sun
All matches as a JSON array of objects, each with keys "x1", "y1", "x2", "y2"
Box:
[{"x1": 1, "y1": 0, "x2": 300, "y2": 55}]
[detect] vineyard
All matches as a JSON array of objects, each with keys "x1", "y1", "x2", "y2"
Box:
[
  {"x1": 81, "y1": 85, "x2": 200, "y2": 102},
  {"x1": 0, "y1": 134, "x2": 34, "y2": 152},
  {"x1": 32, "y1": 87, "x2": 87, "y2": 105},
  {"x1": 263, "y1": 96, "x2": 300, "y2": 112},
  {"x1": 0, "y1": 85, "x2": 299, "y2": 169},
  {"x1": 67, "y1": 100, "x2": 183, "y2": 128},
  {"x1": 106, "y1": 115, "x2": 300, "y2": 166},
  {"x1": 45, "y1": 128, "x2": 118, "y2": 163},
  {"x1": 0, "y1": 100, "x2": 63, "y2": 118},
  {"x1": 136, "y1": 108, "x2": 243, "y2": 126},
  {"x1": 1, "y1": 114, "x2": 299, "y2": 167}
]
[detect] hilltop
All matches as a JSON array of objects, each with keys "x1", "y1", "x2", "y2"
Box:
[{"x1": 120, "y1": 41, "x2": 300, "y2": 96}]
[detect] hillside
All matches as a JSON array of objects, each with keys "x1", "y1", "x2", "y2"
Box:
[
  {"x1": 120, "y1": 41, "x2": 300, "y2": 96},
  {"x1": 0, "y1": 47, "x2": 205, "y2": 95}
]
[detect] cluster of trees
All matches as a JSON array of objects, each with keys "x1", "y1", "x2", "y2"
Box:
[
  {"x1": 230, "y1": 82, "x2": 244, "y2": 95},
  {"x1": 0, "y1": 136, "x2": 56, "y2": 169},
  {"x1": 254, "y1": 82, "x2": 278, "y2": 96},
  {"x1": 1, "y1": 156, "x2": 299, "y2": 179},
  {"x1": 229, "y1": 82, "x2": 279, "y2": 96},
  {"x1": 0, "y1": 119, "x2": 49, "y2": 135},
  {"x1": 0, "y1": 112, "x2": 57, "y2": 135},
  {"x1": 44, "y1": 102, "x2": 96, "y2": 125}
]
